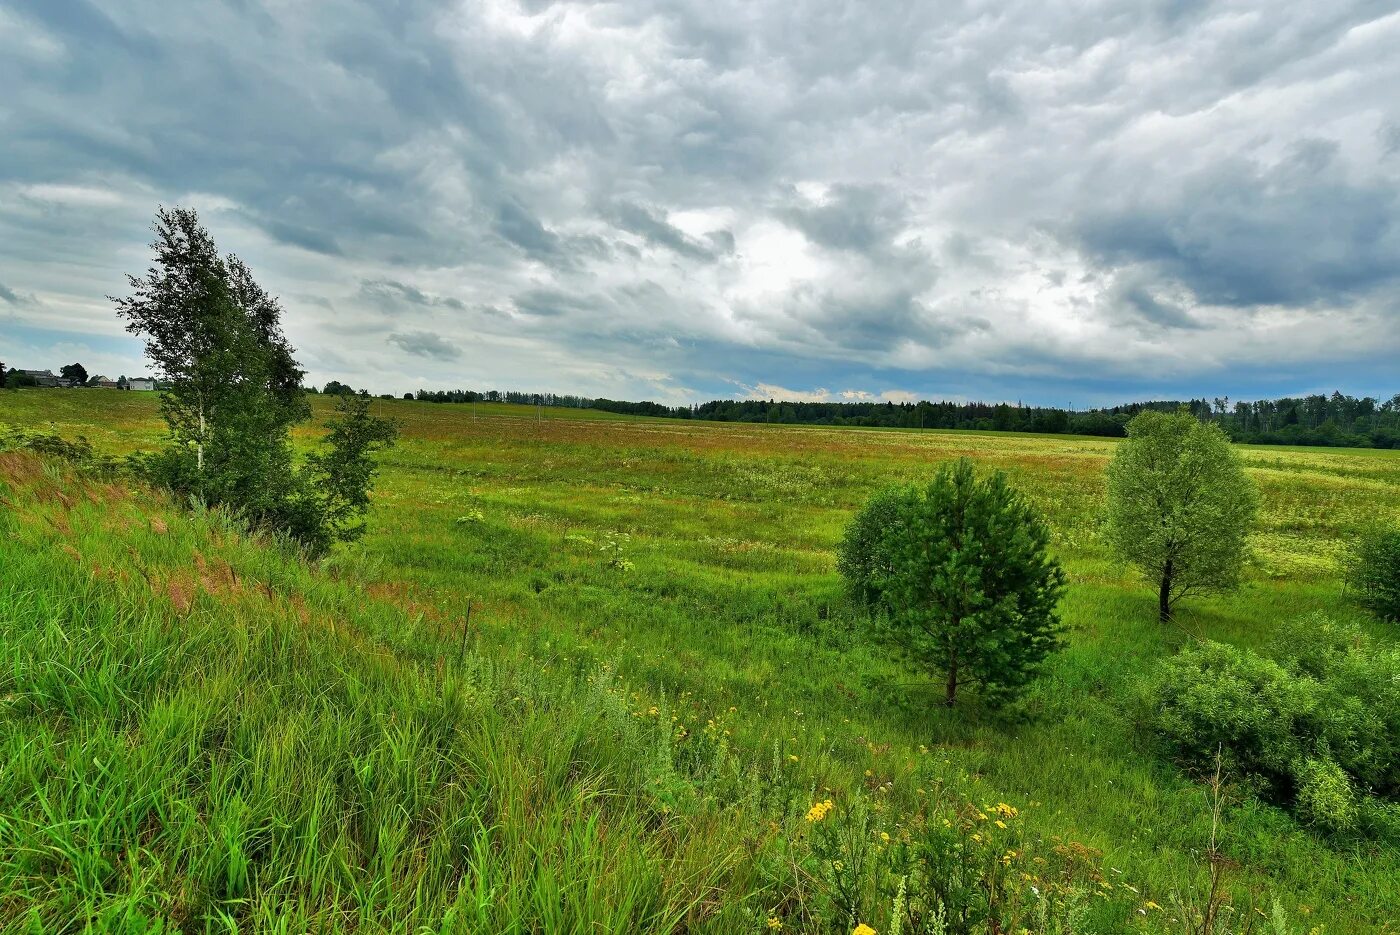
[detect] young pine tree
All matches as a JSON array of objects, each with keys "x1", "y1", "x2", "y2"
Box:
[
  {"x1": 1105, "y1": 409, "x2": 1258, "y2": 622},
  {"x1": 847, "y1": 458, "x2": 1067, "y2": 707}
]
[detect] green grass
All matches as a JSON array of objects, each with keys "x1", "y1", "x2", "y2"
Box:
[{"x1": 2, "y1": 387, "x2": 1399, "y2": 933}]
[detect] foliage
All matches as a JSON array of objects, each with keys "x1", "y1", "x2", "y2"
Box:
[
  {"x1": 112, "y1": 207, "x2": 393, "y2": 555},
  {"x1": 1146, "y1": 616, "x2": 1400, "y2": 836},
  {"x1": 1344, "y1": 527, "x2": 1400, "y2": 622},
  {"x1": 288, "y1": 392, "x2": 400, "y2": 553},
  {"x1": 852, "y1": 458, "x2": 1067, "y2": 706},
  {"x1": 790, "y1": 779, "x2": 1099, "y2": 934},
  {"x1": 837, "y1": 485, "x2": 907, "y2": 609},
  {"x1": 1105, "y1": 410, "x2": 1258, "y2": 621},
  {"x1": 60, "y1": 362, "x2": 89, "y2": 385},
  {"x1": 0, "y1": 422, "x2": 120, "y2": 476},
  {"x1": 114, "y1": 206, "x2": 307, "y2": 520}
]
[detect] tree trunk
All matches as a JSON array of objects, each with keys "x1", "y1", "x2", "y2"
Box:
[
  {"x1": 945, "y1": 654, "x2": 958, "y2": 707},
  {"x1": 1159, "y1": 559, "x2": 1173, "y2": 623}
]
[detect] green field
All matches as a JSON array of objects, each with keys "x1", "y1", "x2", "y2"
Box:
[{"x1": 3, "y1": 388, "x2": 1398, "y2": 933}]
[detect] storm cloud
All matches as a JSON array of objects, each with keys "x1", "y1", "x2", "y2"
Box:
[{"x1": 1, "y1": 0, "x2": 1396, "y2": 404}]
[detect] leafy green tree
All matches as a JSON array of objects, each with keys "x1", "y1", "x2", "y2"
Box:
[
  {"x1": 1105, "y1": 410, "x2": 1257, "y2": 622},
  {"x1": 114, "y1": 206, "x2": 394, "y2": 554},
  {"x1": 60, "y1": 363, "x2": 88, "y2": 385},
  {"x1": 848, "y1": 458, "x2": 1067, "y2": 706},
  {"x1": 114, "y1": 207, "x2": 307, "y2": 516}
]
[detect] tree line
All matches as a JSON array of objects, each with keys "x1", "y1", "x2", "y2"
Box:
[{"x1": 410, "y1": 388, "x2": 1400, "y2": 448}]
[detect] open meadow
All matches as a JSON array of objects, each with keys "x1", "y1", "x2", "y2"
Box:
[{"x1": 3, "y1": 388, "x2": 1398, "y2": 933}]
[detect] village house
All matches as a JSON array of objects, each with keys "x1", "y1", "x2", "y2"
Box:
[{"x1": 14, "y1": 369, "x2": 68, "y2": 388}]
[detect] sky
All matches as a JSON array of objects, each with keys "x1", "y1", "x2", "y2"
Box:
[{"x1": 1, "y1": 0, "x2": 1397, "y2": 408}]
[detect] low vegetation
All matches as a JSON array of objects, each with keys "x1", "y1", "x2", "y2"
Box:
[{"x1": 1147, "y1": 615, "x2": 1400, "y2": 838}]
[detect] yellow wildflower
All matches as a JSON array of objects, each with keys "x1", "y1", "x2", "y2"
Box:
[
  {"x1": 853, "y1": 925, "x2": 877, "y2": 935},
  {"x1": 805, "y1": 799, "x2": 835, "y2": 823},
  {"x1": 766, "y1": 917, "x2": 783, "y2": 930},
  {"x1": 994, "y1": 820, "x2": 1007, "y2": 829},
  {"x1": 880, "y1": 831, "x2": 890, "y2": 842},
  {"x1": 788, "y1": 754, "x2": 799, "y2": 763}
]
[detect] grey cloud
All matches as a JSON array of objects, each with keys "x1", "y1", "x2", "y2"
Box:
[
  {"x1": 608, "y1": 202, "x2": 717, "y2": 261},
  {"x1": 779, "y1": 184, "x2": 909, "y2": 253},
  {"x1": 512, "y1": 288, "x2": 597, "y2": 319},
  {"x1": 1382, "y1": 123, "x2": 1400, "y2": 158},
  {"x1": 0, "y1": 281, "x2": 27, "y2": 305},
  {"x1": 388, "y1": 330, "x2": 460, "y2": 361},
  {"x1": 256, "y1": 217, "x2": 343, "y2": 256},
  {"x1": 1073, "y1": 141, "x2": 1400, "y2": 307},
  {"x1": 1108, "y1": 274, "x2": 1205, "y2": 330},
  {"x1": 358, "y1": 279, "x2": 466, "y2": 313},
  {"x1": 492, "y1": 199, "x2": 568, "y2": 265}
]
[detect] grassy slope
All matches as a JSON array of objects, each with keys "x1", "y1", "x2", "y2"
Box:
[{"x1": 3, "y1": 388, "x2": 1399, "y2": 932}]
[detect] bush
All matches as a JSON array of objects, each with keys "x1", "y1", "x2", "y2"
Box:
[
  {"x1": 1345, "y1": 527, "x2": 1400, "y2": 622},
  {"x1": 1146, "y1": 616, "x2": 1400, "y2": 836},
  {"x1": 836, "y1": 485, "x2": 906, "y2": 609}
]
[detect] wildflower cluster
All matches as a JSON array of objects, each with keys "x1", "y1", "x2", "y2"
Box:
[{"x1": 806, "y1": 799, "x2": 835, "y2": 823}]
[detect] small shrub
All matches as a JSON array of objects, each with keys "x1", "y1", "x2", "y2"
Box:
[
  {"x1": 1294, "y1": 757, "x2": 1359, "y2": 834},
  {"x1": 0, "y1": 423, "x2": 121, "y2": 477},
  {"x1": 1345, "y1": 527, "x2": 1400, "y2": 622}
]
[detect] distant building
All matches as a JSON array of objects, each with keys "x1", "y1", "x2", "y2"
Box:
[
  {"x1": 127, "y1": 378, "x2": 156, "y2": 392},
  {"x1": 15, "y1": 369, "x2": 66, "y2": 387},
  {"x1": 89, "y1": 375, "x2": 122, "y2": 389}
]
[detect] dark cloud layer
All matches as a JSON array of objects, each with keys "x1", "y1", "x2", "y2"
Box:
[{"x1": 1, "y1": 0, "x2": 1396, "y2": 404}]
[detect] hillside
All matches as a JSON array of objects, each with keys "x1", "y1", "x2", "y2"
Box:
[{"x1": 3, "y1": 388, "x2": 1399, "y2": 932}]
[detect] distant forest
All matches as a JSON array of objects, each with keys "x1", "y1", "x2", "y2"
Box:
[{"x1": 407, "y1": 387, "x2": 1400, "y2": 449}]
